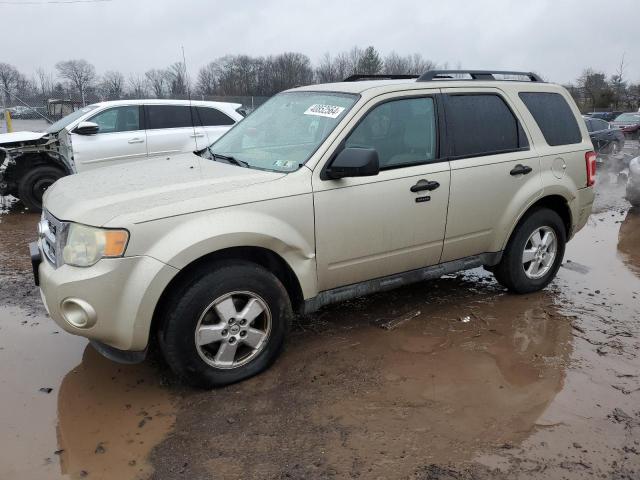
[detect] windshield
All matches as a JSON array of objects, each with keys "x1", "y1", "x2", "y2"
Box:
[
  {"x1": 45, "y1": 105, "x2": 98, "y2": 133},
  {"x1": 614, "y1": 113, "x2": 640, "y2": 123},
  {"x1": 206, "y1": 91, "x2": 358, "y2": 172}
]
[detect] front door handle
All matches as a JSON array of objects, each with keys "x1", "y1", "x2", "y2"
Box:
[
  {"x1": 190, "y1": 133, "x2": 205, "y2": 138},
  {"x1": 128, "y1": 137, "x2": 144, "y2": 144},
  {"x1": 410, "y1": 179, "x2": 440, "y2": 192},
  {"x1": 510, "y1": 164, "x2": 532, "y2": 176}
]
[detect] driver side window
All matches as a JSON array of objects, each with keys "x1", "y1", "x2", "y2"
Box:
[
  {"x1": 345, "y1": 97, "x2": 437, "y2": 169},
  {"x1": 89, "y1": 106, "x2": 140, "y2": 134}
]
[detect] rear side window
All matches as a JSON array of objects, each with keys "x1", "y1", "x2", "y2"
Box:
[
  {"x1": 519, "y1": 92, "x2": 582, "y2": 146},
  {"x1": 145, "y1": 105, "x2": 193, "y2": 129},
  {"x1": 195, "y1": 106, "x2": 235, "y2": 126},
  {"x1": 445, "y1": 94, "x2": 527, "y2": 159}
]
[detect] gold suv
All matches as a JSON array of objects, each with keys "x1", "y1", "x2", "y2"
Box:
[{"x1": 31, "y1": 70, "x2": 596, "y2": 388}]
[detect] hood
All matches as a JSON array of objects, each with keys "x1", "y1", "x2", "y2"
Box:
[
  {"x1": 0, "y1": 131, "x2": 49, "y2": 145},
  {"x1": 44, "y1": 153, "x2": 286, "y2": 226}
]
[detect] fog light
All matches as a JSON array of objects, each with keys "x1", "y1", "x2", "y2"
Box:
[{"x1": 60, "y1": 298, "x2": 97, "y2": 328}]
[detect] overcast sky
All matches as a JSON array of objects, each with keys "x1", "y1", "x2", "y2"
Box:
[{"x1": 2, "y1": 0, "x2": 637, "y2": 84}]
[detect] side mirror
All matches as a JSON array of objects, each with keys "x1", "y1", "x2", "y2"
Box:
[
  {"x1": 325, "y1": 147, "x2": 380, "y2": 180},
  {"x1": 73, "y1": 121, "x2": 99, "y2": 135}
]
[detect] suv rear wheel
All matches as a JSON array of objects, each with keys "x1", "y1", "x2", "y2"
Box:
[
  {"x1": 18, "y1": 165, "x2": 65, "y2": 212},
  {"x1": 493, "y1": 208, "x2": 566, "y2": 293},
  {"x1": 159, "y1": 261, "x2": 292, "y2": 388}
]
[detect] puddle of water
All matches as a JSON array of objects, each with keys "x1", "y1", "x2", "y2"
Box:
[
  {"x1": 0, "y1": 305, "x2": 175, "y2": 480},
  {"x1": 153, "y1": 275, "x2": 573, "y2": 479},
  {"x1": 474, "y1": 209, "x2": 640, "y2": 478}
]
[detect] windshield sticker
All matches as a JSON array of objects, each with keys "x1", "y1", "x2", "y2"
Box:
[
  {"x1": 273, "y1": 160, "x2": 297, "y2": 169},
  {"x1": 304, "y1": 104, "x2": 346, "y2": 119}
]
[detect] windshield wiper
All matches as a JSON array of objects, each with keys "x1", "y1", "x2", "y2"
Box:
[{"x1": 208, "y1": 149, "x2": 250, "y2": 168}]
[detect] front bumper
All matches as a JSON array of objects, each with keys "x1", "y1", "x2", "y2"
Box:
[{"x1": 38, "y1": 252, "x2": 179, "y2": 352}]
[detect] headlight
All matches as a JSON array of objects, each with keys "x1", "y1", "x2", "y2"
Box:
[{"x1": 62, "y1": 223, "x2": 129, "y2": 267}]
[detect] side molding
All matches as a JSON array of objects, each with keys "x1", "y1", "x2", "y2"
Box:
[{"x1": 302, "y1": 252, "x2": 502, "y2": 314}]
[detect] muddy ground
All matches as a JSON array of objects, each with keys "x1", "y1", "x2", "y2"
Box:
[{"x1": 1, "y1": 171, "x2": 639, "y2": 479}]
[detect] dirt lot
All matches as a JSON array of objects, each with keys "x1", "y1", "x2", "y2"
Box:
[{"x1": 1, "y1": 172, "x2": 639, "y2": 479}]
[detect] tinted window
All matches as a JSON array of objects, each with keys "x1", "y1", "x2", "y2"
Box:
[
  {"x1": 446, "y1": 94, "x2": 526, "y2": 158},
  {"x1": 345, "y1": 97, "x2": 437, "y2": 169},
  {"x1": 146, "y1": 105, "x2": 193, "y2": 129},
  {"x1": 195, "y1": 107, "x2": 235, "y2": 126},
  {"x1": 88, "y1": 106, "x2": 140, "y2": 133},
  {"x1": 519, "y1": 92, "x2": 582, "y2": 146},
  {"x1": 584, "y1": 118, "x2": 594, "y2": 133}
]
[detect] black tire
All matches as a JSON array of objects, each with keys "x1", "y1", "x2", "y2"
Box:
[
  {"x1": 159, "y1": 260, "x2": 292, "y2": 388},
  {"x1": 493, "y1": 208, "x2": 566, "y2": 294},
  {"x1": 18, "y1": 165, "x2": 65, "y2": 212}
]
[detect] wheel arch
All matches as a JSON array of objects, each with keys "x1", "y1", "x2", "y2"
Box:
[
  {"x1": 150, "y1": 246, "x2": 306, "y2": 343},
  {"x1": 503, "y1": 194, "x2": 572, "y2": 251}
]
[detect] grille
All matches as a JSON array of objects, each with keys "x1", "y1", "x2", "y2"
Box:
[{"x1": 39, "y1": 210, "x2": 67, "y2": 268}]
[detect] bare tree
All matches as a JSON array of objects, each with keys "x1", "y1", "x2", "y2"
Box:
[
  {"x1": 382, "y1": 52, "x2": 411, "y2": 74},
  {"x1": 610, "y1": 54, "x2": 627, "y2": 109},
  {"x1": 346, "y1": 47, "x2": 364, "y2": 75},
  {"x1": 166, "y1": 62, "x2": 189, "y2": 96},
  {"x1": 100, "y1": 70, "x2": 125, "y2": 100},
  {"x1": 196, "y1": 61, "x2": 219, "y2": 96},
  {"x1": 145, "y1": 69, "x2": 167, "y2": 98},
  {"x1": 0, "y1": 62, "x2": 20, "y2": 106},
  {"x1": 268, "y1": 52, "x2": 314, "y2": 93},
  {"x1": 55, "y1": 59, "x2": 96, "y2": 105},
  {"x1": 35, "y1": 67, "x2": 54, "y2": 96},
  {"x1": 128, "y1": 74, "x2": 148, "y2": 98}
]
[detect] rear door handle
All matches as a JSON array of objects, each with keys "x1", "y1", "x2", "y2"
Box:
[
  {"x1": 510, "y1": 164, "x2": 532, "y2": 176},
  {"x1": 128, "y1": 138, "x2": 144, "y2": 144},
  {"x1": 410, "y1": 179, "x2": 440, "y2": 192}
]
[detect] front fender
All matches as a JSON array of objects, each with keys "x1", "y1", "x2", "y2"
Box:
[{"x1": 125, "y1": 195, "x2": 318, "y2": 298}]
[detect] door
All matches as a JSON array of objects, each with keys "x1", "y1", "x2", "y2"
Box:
[
  {"x1": 439, "y1": 89, "x2": 542, "y2": 262},
  {"x1": 144, "y1": 104, "x2": 199, "y2": 158},
  {"x1": 192, "y1": 106, "x2": 237, "y2": 149},
  {"x1": 313, "y1": 95, "x2": 451, "y2": 291},
  {"x1": 71, "y1": 105, "x2": 146, "y2": 172}
]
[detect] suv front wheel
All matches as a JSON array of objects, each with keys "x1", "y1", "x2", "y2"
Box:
[
  {"x1": 493, "y1": 208, "x2": 566, "y2": 294},
  {"x1": 159, "y1": 261, "x2": 292, "y2": 388}
]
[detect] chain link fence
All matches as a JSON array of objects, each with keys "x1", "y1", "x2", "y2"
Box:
[{"x1": 1, "y1": 91, "x2": 269, "y2": 133}]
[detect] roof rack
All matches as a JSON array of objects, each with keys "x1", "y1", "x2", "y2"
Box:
[
  {"x1": 343, "y1": 74, "x2": 420, "y2": 82},
  {"x1": 417, "y1": 70, "x2": 543, "y2": 82}
]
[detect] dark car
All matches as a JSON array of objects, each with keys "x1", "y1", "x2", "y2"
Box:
[
  {"x1": 611, "y1": 112, "x2": 640, "y2": 139},
  {"x1": 587, "y1": 111, "x2": 623, "y2": 122},
  {"x1": 584, "y1": 117, "x2": 625, "y2": 155}
]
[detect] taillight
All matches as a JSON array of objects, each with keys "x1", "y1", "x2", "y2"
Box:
[{"x1": 585, "y1": 151, "x2": 597, "y2": 187}]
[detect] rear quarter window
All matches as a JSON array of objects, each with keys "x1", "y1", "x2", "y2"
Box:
[
  {"x1": 519, "y1": 92, "x2": 582, "y2": 146},
  {"x1": 445, "y1": 94, "x2": 528, "y2": 159}
]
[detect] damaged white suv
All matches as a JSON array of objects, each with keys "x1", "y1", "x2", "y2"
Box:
[
  {"x1": 31, "y1": 70, "x2": 596, "y2": 388},
  {"x1": 0, "y1": 99, "x2": 244, "y2": 210}
]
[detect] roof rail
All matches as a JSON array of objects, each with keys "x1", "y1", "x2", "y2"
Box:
[
  {"x1": 417, "y1": 70, "x2": 544, "y2": 82},
  {"x1": 343, "y1": 74, "x2": 420, "y2": 82}
]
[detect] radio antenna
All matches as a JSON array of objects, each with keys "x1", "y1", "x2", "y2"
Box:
[{"x1": 182, "y1": 46, "x2": 199, "y2": 146}]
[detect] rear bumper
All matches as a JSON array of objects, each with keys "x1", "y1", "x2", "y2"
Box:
[{"x1": 572, "y1": 186, "x2": 595, "y2": 237}]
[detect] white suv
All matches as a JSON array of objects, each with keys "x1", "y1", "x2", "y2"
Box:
[
  {"x1": 32, "y1": 70, "x2": 596, "y2": 388},
  {"x1": 0, "y1": 99, "x2": 244, "y2": 210}
]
